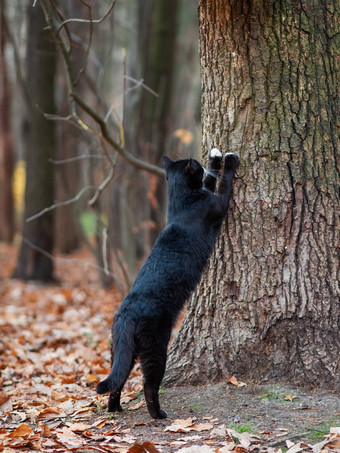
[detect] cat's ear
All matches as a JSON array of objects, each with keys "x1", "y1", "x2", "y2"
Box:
[
  {"x1": 162, "y1": 156, "x2": 173, "y2": 171},
  {"x1": 185, "y1": 158, "x2": 195, "y2": 175}
]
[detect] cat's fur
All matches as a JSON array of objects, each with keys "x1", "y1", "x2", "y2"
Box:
[{"x1": 97, "y1": 151, "x2": 239, "y2": 419}]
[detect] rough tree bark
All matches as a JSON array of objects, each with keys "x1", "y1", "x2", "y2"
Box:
[
  {"x1": 12, "y1": 4, "x2": 56, "y2": 281},
  {"x1": 166, "y1": 0, "x2": 340, "y2": 388}
]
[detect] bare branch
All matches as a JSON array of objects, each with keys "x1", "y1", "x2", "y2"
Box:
[
  {"x1": 20, "y1": 236, "x2": 118, "y2": 281},
  {"x1": 25, "y1": 186, "x2": 97, "y2": 223},
  {"x1": 50, "y1": 154, "x2": 104, "y2": 165},
  {"x1": 102, "y1": 227, "x2": 109, "y2": 276},
  {"x1": 56, "y1": 0, "x2": 117, "y2": 33},
  {"x1": 88, "y1": 154, "x2": 117, "y2": 207},
  {"x1": 72, "y1": 92, "x2": 165, "y2": 176},
  {"x1": 104, "y1": 76, "x2": 159, "y2": 124},
  {"x1": 40, "y1": 0, "x2": 165, "y2": 177},
  {"x1": 74, "y1": 0, "x2": 92, "y2": 86},
  {"x1": 124, "y1": 75, "x2": 159, "y2": 98}
]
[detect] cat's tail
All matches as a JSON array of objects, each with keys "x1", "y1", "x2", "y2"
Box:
[{"x1": 96, "y1": 316, "x2": 135, "y2": 394}]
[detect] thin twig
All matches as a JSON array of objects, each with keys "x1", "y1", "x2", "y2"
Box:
[
  {"x1": 50, "y1": 154, "x2": 104, "y2": 165},
  {"x1": 41, "y1": 0, "x2": 165, "y2": 177},
  {"x1": 72, "y1": 92, "x2": 165, "y2": 176},
  {"x1": 88, "y1": 154, "x2": 117, "y2": 207},
  {"x1": 102, "y1": 227, "x2": 109, "y2": 276},
  {"x1": 74, "y1": 0, "x2": 92, "y2": 86},
  {"x1": 104, "y1": 76, "x2": 158, "y2": 124},
  {"x1": 25, "y1": 186, "x2": 97, "y2": 223},
  {"x1": 124, "y1": 75, "x2": 159, "y2": 98},
  {"x1": 20, "y1": 236, "x2": 117, "y2": 280},
  {"x1": 56, "y1": 0, "x2": 117, "y2": 33}
]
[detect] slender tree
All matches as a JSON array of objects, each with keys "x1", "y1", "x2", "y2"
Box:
[
  {"x1": 111, "y1": 0, "x2": 179, "y2": 276},
  {"x1": 0, "y1": 1, "x2": 14, "y2": 243},
  {"x1": 166, "y1": 0, "x2": 340, "y2": 389},
  {"x1": 12, "y1": 3, "x2": 56, "y2": 281}
]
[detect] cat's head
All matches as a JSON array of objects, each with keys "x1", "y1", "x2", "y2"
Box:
[{"x1": 162, "y1": 156, "x2": 204, "y2": 190}]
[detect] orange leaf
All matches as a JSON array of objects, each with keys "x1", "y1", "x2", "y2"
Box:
[
  {"x1": 127, "y1": 441, "x2": 161, "y2": 453},
  {"x1": 235, "y1": 446, "x2": 248, "y2": 453},
  {"x1": 0, "y1": 393, "x2": 9, "y2": 406},
  {"x1": 37, "y1": 407, "x2": 60, "y2": 420},
  {"x1": 8, "y1": 424, "x2": 33, "y2": 439},
  {"x1": 227, "y1": 375, "x2": 239, "y2": 386}
]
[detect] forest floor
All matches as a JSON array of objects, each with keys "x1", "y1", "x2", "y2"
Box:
[{"x1": 0, "y1": 243, "x2": 339, "y2": 453}]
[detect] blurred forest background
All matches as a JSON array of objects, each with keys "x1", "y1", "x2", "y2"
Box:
[{"x1": 0, "y1": 0, "x2": 200, "y2": 291}]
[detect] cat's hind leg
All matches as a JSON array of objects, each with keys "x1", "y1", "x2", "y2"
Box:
[
  {"x1": 106, "y1": 354, "x2": 136, "y2": 412},
  {"x1": 138, "y1": 331, "x2": 170, "y2": 419},
  {"x1": 204, "y1": 148, "x2": 223, "y2": 192}
]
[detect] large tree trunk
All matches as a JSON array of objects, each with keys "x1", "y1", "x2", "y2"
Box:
[
  {"x1": 166, "y1": 0, "x2": 340, "y2": 388},
  {"x1": 0, "y1": 1, "x2": 14, "y2": 243},
  {"x1": 12, "y1": 4, "x2": 56, "y2": 281}
]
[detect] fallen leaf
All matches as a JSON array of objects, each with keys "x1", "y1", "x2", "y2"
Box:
[
  {"x1": 226, "y1": 428, "x2": 261, "y2": 449},
  {"x1": 286, "y1": 443, "x2": 304, "y2": 453},
  {"x1": 37, "y1": 407, "x2": 61, "y2": 420},
  {"x1": 227, "y1": 375, "x2": 239, "y2": 386},
  {"x1": 127, "y1": 441, "x2": 161, "y2": 452},
  {"x1": 235, "y1": 446, "x2": 248, "y2": 453},
  {"x1": 66, "y1": 422, "x2": 93, "y2": 432},
  {"x1": 209, "y1": 424, "x2": 226, "y2": 438},
  {"x1": 0, "y1": 393, "x2": 9, "y2": 406},
  {"x1": 128, "y1": 398, "x2": 146, "y2": 411},
  {"x1": 165, "y1": 420, "x2": 213, "y2": 433},
  {"x1": 56, "y1": 427, "x2": 84, "y2": 448},
  {"x1": 284, "y1": 395, "x2": 297, "y2": 402},
  {"x1": 7, "y1": 424, "x2": 33, "y2": 439},
  {"x1": 176, "y1": 446, "x2": 214, "y2": 452}
]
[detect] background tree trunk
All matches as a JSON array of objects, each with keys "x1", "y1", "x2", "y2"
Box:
[
  {"x1": 0, "y1": 1, "x2": 15, "y2": 243},
  {"x1": 166, "y1": 0, "x2": 340, "y2": 388},
  {"x1": 110, "y1": 0, "x2": 179, "y2": 278},
  {"x1": 12, "y1": 3, "x2": 56, "y2": 281}
]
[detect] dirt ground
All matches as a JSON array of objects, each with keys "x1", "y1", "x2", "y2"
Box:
[
  {"x1": 1, "y1": 243, "x2": 339, "y2": 452},
  {"x1": 108, "y1": 380, "x2": 340, "y2": 449}
]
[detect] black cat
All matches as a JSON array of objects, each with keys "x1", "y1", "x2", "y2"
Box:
[{"x1": 97, "y1": 150, "x2": 239, "y2": 419}]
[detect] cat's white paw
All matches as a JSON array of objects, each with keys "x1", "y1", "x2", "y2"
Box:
[{"x1": 210, "y1": 148, "x2": 222, "y2": 158}]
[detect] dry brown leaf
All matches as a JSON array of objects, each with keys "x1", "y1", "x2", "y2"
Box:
[
  {"x1": 226, "y1": 428, "x2": 261, "y2": 449},
  {"x1": 215, "y1": 446, "x2": 236, "y2": 453},
  {"x1": 128, "y1": 398, "x2": 146, "y2": 411},
  {"x1": 127, "y1": 441, "x2": 161, "y2": 453},
  {"x1": 56, "y1": 426, "x2": 84, "y2": 448},
  {"x1": 37, "y1": 407, "x2": 61, "y2": 420},
  {"x1": 165, "y1": 419, "x2": 213, "y2": 434},
  {"x1": 284, "y1": 395, "x2": 297, "y2": 402},
  {"x1": 0, "y1": 393, "x2": 9, "y2": 406},
  {"x1": 66, "y1": 422, "x2": 93, "y2": 432},
  {"x1": 285, "y1": 443, "x2": 305, "y2": 453},
  {"x1": 209, "y1": 424, "x2": 226, "y2": 438},
  {"x1": 6, "y1": 424, "x2": 33, "y2": 439},
  {"x1": 234, "y1": 446, "x2": 248, "y2": 453},
  {"x1": 190, "y1": 423, "x2": 214, "y2": 432},
  {"x1": 227, "y1": 375, "x2": 239, "y2": 386},
  {"x1": 175, "y1": 446, "x2": 214, "y2": 452}
]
